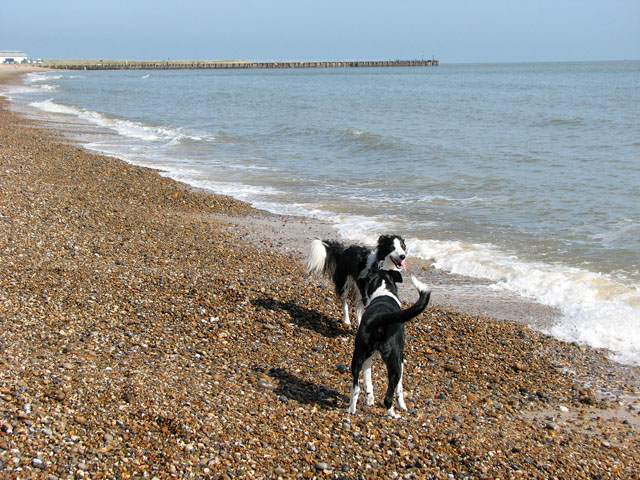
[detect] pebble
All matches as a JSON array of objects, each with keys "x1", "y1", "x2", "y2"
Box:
[
  {"x1": 444, "y1": 364, "x2": 462, "y2": 374},
  {"x1": 257, "y1": 377, "x2": 277, "y2": 390},
  {"x1": 513, "y1": 362, "x2": 526, "y2": 372},
  {"x1": 74, "y1": 415, "x2": 88, "y2": 424}
]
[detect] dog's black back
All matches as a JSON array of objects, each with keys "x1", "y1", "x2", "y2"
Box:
[
  {"x1": 320, "y1": 241, "x2": 371, "y2": 296},
  {"x1": 354, "y1": 269, "x2": 406, "y2": 364}
]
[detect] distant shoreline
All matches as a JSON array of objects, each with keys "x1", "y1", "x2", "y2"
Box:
[
  {"x1": 41, "y1": 58, "x2": 439, "y2": 70},
  {"x1": 0, "y1": 64, "x2": 50, "y2": 73}
]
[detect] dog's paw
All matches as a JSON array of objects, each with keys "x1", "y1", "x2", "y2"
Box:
[
  {"x1": 396, "y1": 399, "x2": 408, "y2": 411},
  {"x1": 365, "y1": 392, "x2": 375, "y2": 406},
  {"x1": 387, "y1": 407, "x2": 401, "y2": 419}
]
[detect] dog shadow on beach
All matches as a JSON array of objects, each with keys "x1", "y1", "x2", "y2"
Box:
[
  {"x1": 251, "y1": 296, "x2": 351, "y2": 338},
  {"x1": 254, "y1": 365, "x2": 347, "y2": 409}
]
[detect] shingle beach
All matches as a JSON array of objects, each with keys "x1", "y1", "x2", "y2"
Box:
[{"x1": 1, "y1": 68, "x2": 639, "y2": 479}]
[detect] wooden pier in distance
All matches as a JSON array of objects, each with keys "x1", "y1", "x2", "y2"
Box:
[{"x1": 43, "y1": 58, "x2": 439, "y2": 70}]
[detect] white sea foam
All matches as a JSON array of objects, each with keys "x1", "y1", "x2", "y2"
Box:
[
  {"x1": 0, "y1": 84, "x2": 34, "y2": 97},
  {"x1": 345, "y1": 127, "x2": 364, "y2": 136},
  {"x1": 333, "y1": 217, "x2": 394, "y2": 245},
  {"x1": 29, "y1": 99, "x2": 193, "y2": 144},
  {"x1": 37, "y1": 84, "x2": 58, "y2": 92},
  {"x1": 408, "y1": 238, "x2": 640, "y2": 365},
  {"x1": 417, "y1": 194, "x2": 487, "y2": 206},
  {"x1": 160, "y1": 174, "x2": 283, "y2": 202},
  {"x1": 226, "y1": 163, "x2": 270, "y2": 171},
  {"x1": 29, "y1": 99, "x2": 80, "y2": 116},
  {"x1": 25, "y1": 73, "x2": 63, "y2": 83}
]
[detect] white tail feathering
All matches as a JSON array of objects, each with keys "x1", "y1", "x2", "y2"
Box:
[
  {"x1": 306, "y1": 239, "x2": 327, "y2": 276},
  {"x1": 410, "y1": 275, "x2": 430, "y2": 294}
]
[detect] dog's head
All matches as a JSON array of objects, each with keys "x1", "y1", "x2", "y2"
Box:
[
  {"x1": 358, "y1": 268, "x2": 403, "y2": 306},
  {"x1": 376, "y1": 234, "x2": 407, "y2": 272}
]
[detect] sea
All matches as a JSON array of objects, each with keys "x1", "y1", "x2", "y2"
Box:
[{"x1": 2, "y1": 61, "x2": 639, "y2": 366}]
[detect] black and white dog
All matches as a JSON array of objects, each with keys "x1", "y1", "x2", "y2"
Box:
[
  {"x1": 348, "y1": 269, "x2": 431, "y2": 418},
  {"x1": 305, "y1": 235, "x2": 408, "y2": 325}
]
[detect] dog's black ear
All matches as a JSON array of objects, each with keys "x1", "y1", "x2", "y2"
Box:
[{"x1": 390, "y1": 270, "x2": 403, "y2": 284}]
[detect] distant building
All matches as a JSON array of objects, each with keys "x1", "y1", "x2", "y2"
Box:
[{"x1": 0, "y1": 50, "x2": 28, "y2": 64}]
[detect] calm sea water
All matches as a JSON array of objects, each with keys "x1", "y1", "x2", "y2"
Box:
[{"x1": 4, "y1": 62, "x2": 640, "y2": 365}]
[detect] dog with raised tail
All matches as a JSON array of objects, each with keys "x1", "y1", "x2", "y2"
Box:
[
  {"x1": 347, "y1": 270, "x2": 431, "y2": 418},
  {"x1": 305, "y1": 235, "x2": 407, "y2": 325}
]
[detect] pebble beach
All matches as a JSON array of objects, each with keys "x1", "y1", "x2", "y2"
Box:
[{"x1": 1, "y1": 69, "x2": 639, "y2": 479}]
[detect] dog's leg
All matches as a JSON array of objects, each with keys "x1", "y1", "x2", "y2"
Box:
[
  {"x1": 355, "y1": 295, "x2": 364, "y2": 326},
  {"x1": 384, "y1": 358, "x2": 403, "y2": 419},
  {"x1": 348, "y1": 358, "x2": 363, "y2": 414},
  {"x1": 336, "y1": 276, "x2": 353, "y2": 325},
  {"x1": 341, "y1": 297, "x2": 351, "y2": 325},
  {"x1": 363, "y1": 357, "x2": 374, "y2": 406},
  {"x1": 395, "y1": 364, "x2": 408, "y2": 411},
  {"x1": 348, "y1": 383, "x2": 360, "y2": 414},
  {"x1": 353, "y1": 280, "x2": 364, "y2": 326}
]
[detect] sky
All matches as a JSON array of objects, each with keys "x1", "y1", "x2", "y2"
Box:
[{"x1": 2, "y1": 0, "x2": 639, "y2": 64}]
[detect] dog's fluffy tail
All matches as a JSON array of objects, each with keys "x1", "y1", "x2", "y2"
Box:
[
  {"x1": 306, "y1": 239, "x2": 329, "y2": 276},
  {"x1": 369, "y1": 275, "x2": 431, "y2": 329},
  {"x1": 306, "y1": 239, "x2": 342, "y2": 277}
]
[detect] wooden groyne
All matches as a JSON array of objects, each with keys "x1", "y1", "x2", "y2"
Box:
[{"x1": 43, "y1": 59, "x2": 439, "y2": 70}]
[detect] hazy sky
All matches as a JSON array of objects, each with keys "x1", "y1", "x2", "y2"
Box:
[{"x1": 3, "y1": 1, "x2": 639, "y2": 63}]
